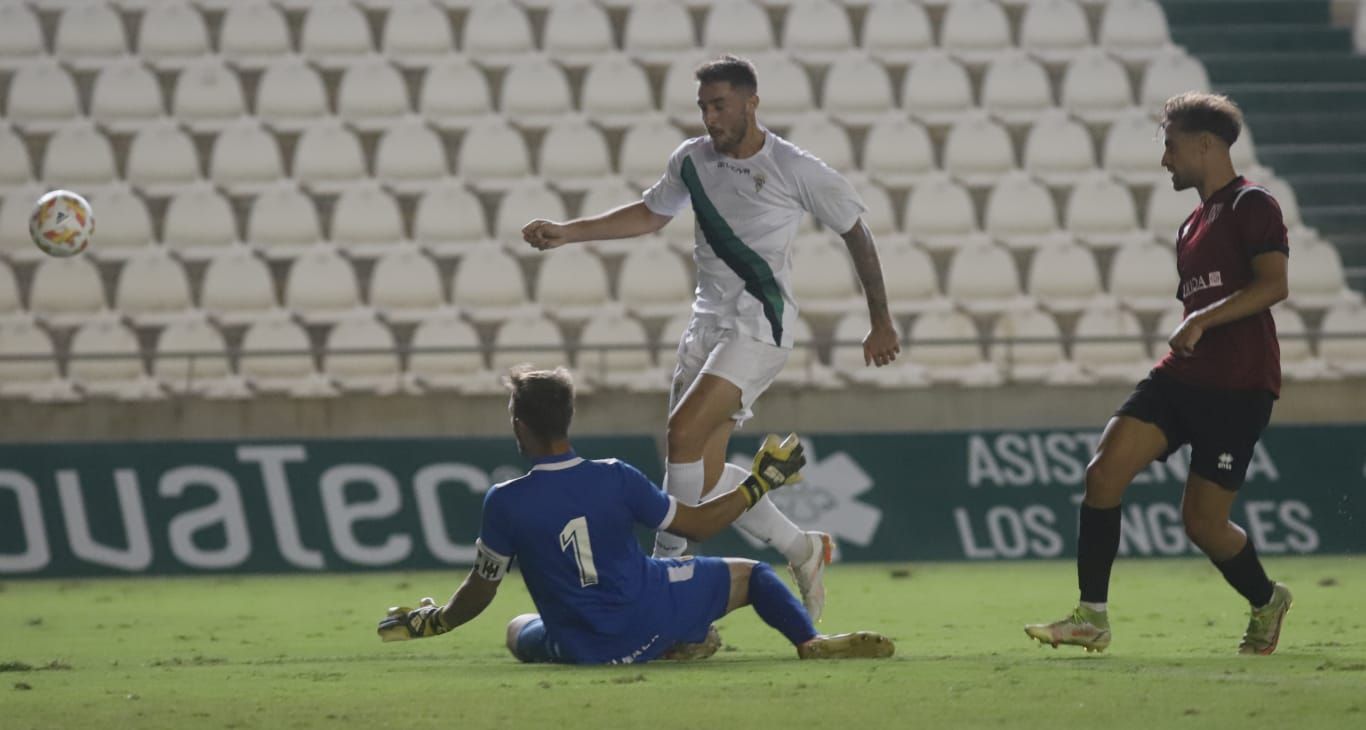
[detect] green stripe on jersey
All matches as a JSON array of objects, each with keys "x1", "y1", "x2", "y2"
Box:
[{"x1": 680, "y1": 156, "x2": 784, "y2": 346}]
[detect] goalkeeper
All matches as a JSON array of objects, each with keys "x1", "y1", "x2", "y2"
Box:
[{"x1": 377, "y1": 366, "x2": 894, "y2": 664}]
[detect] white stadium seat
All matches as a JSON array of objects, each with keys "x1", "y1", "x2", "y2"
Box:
[
  {"x1": 332, "y1": 184, "x2": 406, "y2": 257},
  {"x1": 578, "y1": 311, "x2": 663, "y2": 391},
  {"x1": 172, "y1": 59, "x2": 248, "y2": 132},
  {"x1": 624, "y1": 0, "x2": 695, "y2": 64},
  {"x1": 907, "y1": 310, "x2": 1000, "y2": 386},
  {"x1": 6, "y1": 60, "x2": 80, "y2": 131},
  {"x1": 420, "y1": 58, "x2": 494, "y2": 130},
  {"x1": 1075, "y1": 306, "x2": 1153, "y2": 382},
  {"x1": 544, "y1": 0, "x2": 614, "y2": 66},
  {"x1": 945, "y1": 243, "x2": 1026, "y2": 314},
  {"x1": 240, "y1": 317, "x2": 331, "y2": 396},
  {"x1": 1099, "y1": 0, "x2": 1172, "y2": 64},
  {"x1": 30, "y1": 255, "x2": 107, "y2": 326},
  {"x1": 1140, "y1": 51, "x2": 1212, "y2": 112},
  {"x1": 382, "y1": 0, "x2": 455, "y2": 64},
  {"x1": 43, "y1": 124, "x2": 117, "y2": 189},
  {"x1": 90, "y1": 60, "x2": 164, "y2": 132},
  {"x1": 68, "y1": 318, "x2": 156, "y2": 399},
  {"x1": 980, "y1": 53, "x2": 1054, "y2": 126},
  {"x1": 1023, "y1": 111, "x2": 1098, "y2": 187},
  {"x1": 374, "y1": 120, "x2": 448, "y2": 192},
  {"x1": 83, "y1": 187, "x2": 154, "y2": 259},
  {"x1": 943, "y1": 115, "x2": 1016, "y2": 187},
  {"x1": 0, "y1": 186, "x2": 45, "y2": 262},
  {"x1": 1319, "y1": 303, "x2": 1366, "y2": 376},
  {"x1": 905, "y1": 175, "x2": 992, "y2": 251},
  {"x1": 863, "y1": 116, "x2": 936, "y2": 189},
  {"x1": 791, "y1": 238, "x2": 861, "y2": 316},
  {"x1": 414, "y1": 182, "x2": 491, "y2": 256},
  {"x1": 325, "y1": 316, "x2": 404, "y2": 394},
  {"x1": 200, "y1": 248, "x2": 280, "y2": 324},
  {"x1": 0, "y1": 258, "x2": 19, "y2": 317},
  {"x1": 581, "y1": 55, "x2": 656, "y2": 128},
  {"x1": 1065, "y1": 172, "x2": 1151, "y2": 248},
  {"x1": 940, "y1": 0, "x2": 1011, "y2": 67},
  {"x1": 1020, "y1": 0, "x2": 1091, "y2": 65},
  {"x1": 490, "y1": 314, "x2": 570, "y2": 373},
  {"x1": 989, "y1": 307, "x2": 1083, "y2": 384},
  {"x1": 702, "y1": 0, "x2": 775, "y2": 55},
  {"x1": 821, "y1": 53, "x2": 896, "y2": 127},
  {"x1": 0, "y1": 320, "x2": 67, "y2": 401},
  {"x1": 452, "y1": 244, "x2": 531, "y2": 322},
  {"x1": 457, "y1": 118, "x2": 532, "y2": 191},
  {"x1": 854, "y1": 180, "x2": 898, "y2": 239},
  {"x1": 1288, "y1": 241, "x2": 1357, "y2": 310},
  {"x1": 984, "y1": 172, "x2": 1071, "y2": 250},
  {"x1": 284, "y1": 245, "x2": 364, "y2": 324},
  {"x1": 502, "y1": 56, "x2": 576, "y2": 127},
  {"x1": 293, "y1": 121, "x2": 368, "y2": 193},
  {"x1": 1103, "y1": 110, "x2": 1166, "y2": 186},
  {"x1": 163, "y1": 185, "x2": 238, "y2": 260},
  {"x1": 1272, "y1": 305, "x2": 1333, "y2": 381},
  {"x1": 220, "y1": 0, "x2": 292, "y2": 68},
  {"x1": 256, "y1": 59, "x2": 330, "y2": 132},
  {"x1": 785, "y1": 115, "x2": 856, "y2": 174},
  {"x1": 247, "y1": 184, "x2": 324, "y2": 259},
  {"x1": 0, "y1": 125, "x2": 33, "y2": 190},
  {"x1": 862, "y1": 0, "x2": 933, "y2": 65},
  {"x1": 408, "y1": 312, "x2": 493, "y2": 393},
  {"x1": 462, "y1": 0, "x2": 535, "y2": 65},
  {"x1": 662, "y1": 51, "x2": 713, "y2": 125},
  {"x1": 300, "y1": 0, "x2": 374, "y2": 66},
  {"x1": 54, "y1": 3, "x2": 127, "y2": 69},
  {"x1": 533, "y1": 246, "x2": 613, "y2": 321},
  {"x1": 1108, "y1": 243, "x2": 1178, "y2": 313},
  {"x1": 114, "y1": 247, "x2": 194, "y2": 325},
  {"x1": 744, "y1": 53, "x2": 814, "y2": 128},
  {"x1": 369, "y1": 245, "x2": 446, "y2": 321},
  {"x1": 210, "y1": 120, "x2": 286, "y2": 194},
  {"x1": 783, "y1": 0, "x2": 855, "y2": 64},
  {"x1": 617, "y1": 241, "x2": 692, "y2": 319},
  {"x1": 776, "y1": 315, "x2": 838, "y2": 389},
  {"x1": 137, "y1": 0, "x2": 211, "y2": 67},
  {"x1": 538, "y1": 118, "x2": 614, "y2": 191},
  {"x1": 880, "y1": 242, "x2": 946, "y2": 315},
  {"x1": 1145, "y1": 184, "x2": 1200, "y2": 238},
  {"x1": 126, "y1": 122, "x2": 201, "y2": 194},
  {"x1": 619, "y1": 119, "x2": 687, "y2": 188},
  {"x1": 154, "y1": 317, "x2": 245, "y2": 397},
  {"x1": 1061, "y1": 48, "x2": 1135, "y2": 124},
  {"x1": 0, "y1": 2, "x2": 43, "y2": 64},
  {"x1": 1027, "y1": 242, "x2": 1105, "y2": 313},
  {"x1": 337, "y1": 58, "x2": 410, "y2": 130},
  {"x1": 901, "y1": 51, "x2": 974, "y2": 127}
]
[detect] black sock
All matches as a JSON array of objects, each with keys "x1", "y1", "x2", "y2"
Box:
[
  {"x1": 1213, "y1": 538, "x2": 1275, "y2": 607},
  {"x1": 1077, "y1": 503, "x2": 1122, "y2": 604}
]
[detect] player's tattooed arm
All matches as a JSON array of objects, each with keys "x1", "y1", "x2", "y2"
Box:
[{"x1": 840, "y1": 219, "x2": 901, "y2": 366}]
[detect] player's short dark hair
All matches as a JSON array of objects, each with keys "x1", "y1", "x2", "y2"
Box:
[
  {"x1": 1160, "y1": 92, "x2": 1243, "y2": 146},
  {"x1": 505, "y1": 365, "x2": 574, "y2": 442},
  {"x1": 695, "y1": 55, "x2": 758, "y2": 94}
]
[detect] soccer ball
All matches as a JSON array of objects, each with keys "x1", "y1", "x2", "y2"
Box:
[{"x1": 29, "y1": 189, "x2": 95, "y2": 258}]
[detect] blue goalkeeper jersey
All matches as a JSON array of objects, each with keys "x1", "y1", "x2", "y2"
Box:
[{"x1": 476, "y1": 450, "x2": 679, "y2": 661}]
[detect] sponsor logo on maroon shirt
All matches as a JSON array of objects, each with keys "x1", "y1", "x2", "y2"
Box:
[{"x1": 1155, "y1": 177, "x2": 1290, "y2": 396}]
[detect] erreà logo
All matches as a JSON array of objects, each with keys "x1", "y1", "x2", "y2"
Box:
[{"x1": 730, "y1": 439, "x2": 882, "y2": 549}]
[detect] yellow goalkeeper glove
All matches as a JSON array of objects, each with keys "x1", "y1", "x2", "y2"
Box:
[{"x1": 738, "y1": 433, "x2": 806, "y2": 508}]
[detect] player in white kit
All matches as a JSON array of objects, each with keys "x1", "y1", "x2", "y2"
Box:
[{"x1": 522, "y1": 56, "x2": 900, "y2": 621}]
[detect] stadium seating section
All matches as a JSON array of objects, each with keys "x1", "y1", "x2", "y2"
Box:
[{"x1": 0, "y1": 0, "x2": 1362, "y2": 400}]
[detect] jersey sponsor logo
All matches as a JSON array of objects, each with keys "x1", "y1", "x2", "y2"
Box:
[
  {"x1": 715, "y1": 159, "x2": 752, "y2": 177},
  {"x1": 1181, "y1": 270, "x2": 1223, "y2": 299}
]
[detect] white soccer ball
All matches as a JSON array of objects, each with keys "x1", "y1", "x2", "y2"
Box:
[{"x1": 29, "y1": 189, "x2": 95, "y2": 258}]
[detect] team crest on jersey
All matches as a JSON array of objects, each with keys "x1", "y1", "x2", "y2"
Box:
[
  {"x1": 1204, "y1": 203, "x2": 1224, "y2": 225},
  {"x1": 753, "y1": 171, "x2": 767, "y2": 194}
]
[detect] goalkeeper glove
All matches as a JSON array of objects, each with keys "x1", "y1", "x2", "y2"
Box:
[
  {"x1": 738, "y1": 433, "x2": 806, "y2": 509},
  {"x1": 377, "y1": 597, "x2": 449, "y2": 642}
]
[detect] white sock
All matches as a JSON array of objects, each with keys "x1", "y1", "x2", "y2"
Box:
[
  {"x1": 728, "y1": 463, "x2": 808, "y2": 564},
  {"x1": 653, "y1": 459, "x2": 704, "y2": 558},
  {"x1": 1080, "y1": 601, "x2": 1107, "y2": 614}
]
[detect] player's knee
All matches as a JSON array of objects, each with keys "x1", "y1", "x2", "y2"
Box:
[
  {"x1": 1083, "y1": 459, "x2": 1126, "y2": 506},
  {"x1": 1181, "y1": 508, "x2": 1222, "y2": 547},
  {"x1": 505, "y1": 613, "x2": 539, "y2": 660},
  {"x1": 665, "y1": 417, "x2": 705, "y2": 458}
]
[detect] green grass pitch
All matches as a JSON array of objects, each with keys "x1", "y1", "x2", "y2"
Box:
[{"x1": 3, "y1": 557, "x2": 1363, "y2": 729}]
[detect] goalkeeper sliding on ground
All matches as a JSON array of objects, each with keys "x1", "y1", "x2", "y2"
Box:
[{"x1": 376, "y1": 366, "x2": 894, "y2": 664}]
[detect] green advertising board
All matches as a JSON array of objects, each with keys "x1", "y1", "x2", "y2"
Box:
[{"x1": 1, "y1": 426, "x2": 1362, "y2": 577}]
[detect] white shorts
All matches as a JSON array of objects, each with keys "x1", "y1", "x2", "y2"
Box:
[{"x1": 668, "y1": 314, "x2": 789, "y2": 426}]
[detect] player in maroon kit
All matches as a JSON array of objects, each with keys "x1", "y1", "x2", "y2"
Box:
[{"x1": 1025, "y1": 92, "x2": 1293, "y2": 655}]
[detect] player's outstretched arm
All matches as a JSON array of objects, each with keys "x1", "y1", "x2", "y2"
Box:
[
  {"x1": 1169, "y1": 251, "x2": 1288, "y2": 357},
  {"x1": 522, "y1": 201, "x2": 672, "y2": 251},
  {"x1": 666, "y1": 434, "x2": 806, "y2": 542},
  {"x1": 377, "y1": 568, "x2": 500, "y2": 642},
  {"x1": 839, "y1": 219, "x2": 901, "y2": 367}
]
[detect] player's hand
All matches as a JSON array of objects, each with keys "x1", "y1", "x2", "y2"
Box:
[
  {"x1": 1168, "y1": 316, "x2": 1204, "y2": 358},
  {"x1": 739, "y1": 433, "x2": 806, "y2": 508},
  {"x1": 522, "y1": 219, "x2": 572, "y2": 251},
  {"x1": 863, "y1": 320, "x2": 901, "y2": 367},
  {"x1": 377, "y1": 597, "x2": 449, "y2": 642}
]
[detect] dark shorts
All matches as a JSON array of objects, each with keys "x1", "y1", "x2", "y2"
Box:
[{"x1": 1115, "y1": 370, "x2": 1274, "y2": 491}]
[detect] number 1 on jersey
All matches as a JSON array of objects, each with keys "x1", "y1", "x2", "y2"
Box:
[{"x1": 559, "y1": 516, "x2": 599, "y2": 587}]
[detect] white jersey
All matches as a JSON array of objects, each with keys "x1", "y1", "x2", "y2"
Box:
[{"x1": 642, "y1": 130, "x2": 865, "y2": 348}]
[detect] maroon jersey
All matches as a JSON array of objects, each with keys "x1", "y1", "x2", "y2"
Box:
[{"x1": 1155, "y1": 176, "x2": 1289, "y2": 396}]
